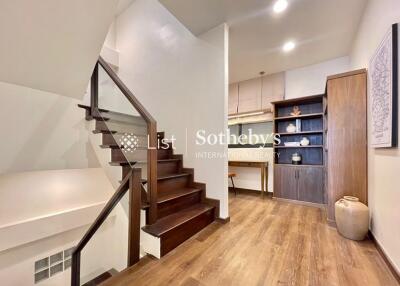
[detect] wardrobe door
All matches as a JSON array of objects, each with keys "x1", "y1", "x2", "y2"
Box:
[
  {"x1": 238, "y1": 77, "x2": 262, "y2": 113},
  {"x1": 327, "y1": 71, "x2": 367, "y2": 222}
]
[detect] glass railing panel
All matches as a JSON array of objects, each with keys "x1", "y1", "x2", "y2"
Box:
[
  {"x1": 98, "y1": 65, "x2": 139, "y2": 117},
  {"x1": 96, "y1": 64, "x2": 149, "y2": 180},
  {"x1": 79, "y1": 190, "x2": 130, "y2": 285}
]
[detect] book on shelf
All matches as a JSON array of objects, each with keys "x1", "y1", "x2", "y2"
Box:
[{"x1": 295, "y1": 119, "x2": 301, "y2": 132}]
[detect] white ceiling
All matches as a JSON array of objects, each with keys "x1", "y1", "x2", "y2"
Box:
[
  {"x1": 160, "y1": 0, "x2": 368, "y2": 83},
  {"x1": 0, "y1": 0, "x2": 119, "y2": 98}
]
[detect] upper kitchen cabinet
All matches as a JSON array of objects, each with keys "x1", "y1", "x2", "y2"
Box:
[
  {"x1": 262, "y1": 72, "x2": 285, "y2": 110},
  {"x1": 229, "y1": 83, "x2": 239, "y2": 115},
  {"x1": 237, "y1": 77, "x2": 262, "y2": 114},
  {"x1": 229, "y1": 72, "x2": 285, "y2": 116}
]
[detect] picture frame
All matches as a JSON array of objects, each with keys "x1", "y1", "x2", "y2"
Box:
[{"x1": 369, "y1": 23, "x2": 398, "y2": 148}]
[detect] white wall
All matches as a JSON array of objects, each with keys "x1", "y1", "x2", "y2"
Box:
[
  {"x1": 0, "y1": 168, "x2": 122, "y2": 286},
  {"x1": 350, "y1": 0, "x2": 400, "y2": 274},
  {"x1": 0, "y1": 81, "x2": 99, "y2": 174},
  {"x1": 285, "y1": 56, "x2": 350, "y2": 99},
  {"x1": 115, "y1": 0, "x2": 229, "y2": 218}
]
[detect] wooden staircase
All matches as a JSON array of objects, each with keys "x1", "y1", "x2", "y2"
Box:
[{"x1": 79, "y1": 104, "x2": 217, "y2": 257}]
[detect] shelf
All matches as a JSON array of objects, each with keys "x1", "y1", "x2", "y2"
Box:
[
  {"x1": 274, "y1": 145, "x2": 323, "y2": 149},
  {"x1": 274, "y1": 164, "x2": 324, "y2": 168},
  {"x1": 277, "y1": 130, "x2": 324, "y2": 136},
  {"x1": 274, "y1": 113, "x2": 324, "y2": 121}
]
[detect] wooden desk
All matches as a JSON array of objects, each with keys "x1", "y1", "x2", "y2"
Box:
[{"x1": 228, "y1": 161, "x2": 269, "y2": 198}]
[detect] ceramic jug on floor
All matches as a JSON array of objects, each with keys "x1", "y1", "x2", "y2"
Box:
[{"x1": 335, "y1": 196, "x2": 369, "y2": 241}]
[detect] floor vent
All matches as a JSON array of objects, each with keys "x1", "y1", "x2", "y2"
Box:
[{"x1": 34, "y1": 247, "x2": 74, "y2": 284}]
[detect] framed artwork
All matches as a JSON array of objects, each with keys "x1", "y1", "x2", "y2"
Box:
[{"x1": 369, "y1": 23, "x2": 398, "y2": 148}]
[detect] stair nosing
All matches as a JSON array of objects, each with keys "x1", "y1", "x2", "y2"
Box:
[
  {"x1": 142, "y1": 204, "x2": 214, "y2": 237},
  {"x1": 157, "y1": 187, "x2": 202, "y2": 204}
]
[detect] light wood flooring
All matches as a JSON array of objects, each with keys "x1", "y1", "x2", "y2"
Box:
[{"x1": 103, "y1": 192, "x2": 399, "y2": 286}]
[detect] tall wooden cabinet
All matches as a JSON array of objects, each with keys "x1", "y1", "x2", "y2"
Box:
[{"x1": 326, "y1": 70, "x2": 367, "y2": 223}]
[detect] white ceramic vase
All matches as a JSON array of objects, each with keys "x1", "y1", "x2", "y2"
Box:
[{"x1": 335, "y1": 196, "x2": 369, "y2": 241}]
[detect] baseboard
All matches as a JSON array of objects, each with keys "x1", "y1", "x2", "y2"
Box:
[
  {"x1": 272, "y1": 197, "x2": 326, "y2": 209},
  {"x1": 368, "y1": 231, "x2": 400, "y2": 284},
  {"x1": 229, "y1": 187, "x2": 272, "y2": 197},
  {"x1": 327, "y1": 219, "x2": 337, "y2": 228}
]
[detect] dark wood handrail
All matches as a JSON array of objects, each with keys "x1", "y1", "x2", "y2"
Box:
[
  {"x1": 73, "y1": 172, "x2": 130, "y2": 253},
  {"x1": 98, "y1": 57, "x2": 156, "y2": 124},
  {"x1": 96, "y1": 57, "x2": 158, "y2": 224},
  {"x1": 71, "y1": 169, "x2": 142, "y2": 286}
]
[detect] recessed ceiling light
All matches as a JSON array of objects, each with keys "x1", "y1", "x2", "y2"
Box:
[
  {"x1": 273, "y1": 0, "x2": 288, "y2": 13},
  {"x1": 283, "y1": 41, "x2": 296, "y2": 52}
]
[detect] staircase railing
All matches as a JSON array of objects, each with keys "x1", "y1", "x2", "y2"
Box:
[
  {"x1": 94, "y1": 57, "x2": 158, "y2": 224},
  {"x1": 71, "y1": 57, "x2": 158, "y2": 285},
  {"x1": 71, "y1": 169, "x2": 141, "y2": 286}
]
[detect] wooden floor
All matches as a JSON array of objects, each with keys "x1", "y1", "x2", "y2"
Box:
[{"x1": 103, "y1": 192, "x2": 399, "y2": 286}]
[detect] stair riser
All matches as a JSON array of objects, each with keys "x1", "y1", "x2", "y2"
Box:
[
  {"x1": 157, "y1": 149, "x2": 172, "y2": 160},
  {"x1": 158, "y1": 176, "x2": 190, "y2": 194},
  {"x1": 111, "y1": 149, "x2": 147, "y2": 162},
  {"x1": 158, "y1": 192, "x2": 202, "y2": 220},
  {"x1": 102, "y1": 133, "x2": 118, "y2": 146},
  {"x1": 102, "y1": 133, "x2": 148, "y2": 148},
  {"x1": 160, "y1": 208, "x2": 215, "y2": 256},
  {"x1": 157, "y1": 161, "x2": 181, "y2": 176},
  {"x1": 96, "y1": 120, "x2": 147, "y2": 135}
]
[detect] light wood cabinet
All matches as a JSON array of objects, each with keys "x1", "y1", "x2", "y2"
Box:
[
  {"x1": 262, "y1": 72, "x2": 285, "y2": 110},
  {"x1": 326, "y1": 70, "x2": 367, "y2": 223},
  {"x1": 274, "y1": 165, "x2": 324, "y2": 204},
  {"x1": 237, "y1": 77, "x2": 262, "y2": 113},
  {"x1": 228, "y1": 83, "x2": 239, "y2": 115},
  {"x1": 229, "y1": 72, "x2": 285, "y2": 116}
]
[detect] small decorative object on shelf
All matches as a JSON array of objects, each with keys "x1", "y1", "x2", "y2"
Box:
[
  {"x1": 284, "y1": 142, "x2": 301, "y2": 147},
  {"x1": 335, "y1": 196, "x2": 369, "y2": 241},
  {"x1": 295, "y1": 119, "x2": 302, "y2": 132},
  {"x1": 291, "y1": 153, "x2": 302, "y2": 165},
  {"x1": 300, "y1": 137, "x2": 310, "y2": 146},
  {"x1": 286, "y1": 123, "x2": 296, "y2": 133},
  {"x1": 290, "y1": 105, "x2": 302, "y2": 116}
]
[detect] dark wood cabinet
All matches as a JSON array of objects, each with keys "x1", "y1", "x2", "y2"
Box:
[
  {"x1": 274, "y1": 165, "x2": 298, "y2": 200},
  {"x1": 274, "y1": 165, "x2": 324, "y2": 204},
  {"x1": 297, "y1": 166, "x2": 324, "y2": 203}
]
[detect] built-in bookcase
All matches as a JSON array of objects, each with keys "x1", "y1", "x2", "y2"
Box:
[
  {"x1": 272, "y1": 95, "x2": 326, "y2": 205},
  {"x1": 273, "y1": 95, "x2": 325, "y2": 166}
]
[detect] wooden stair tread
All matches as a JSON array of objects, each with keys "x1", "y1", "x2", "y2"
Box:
[
  {"x1": 93, "y1": 129, "x2": 117, "y2": 134},
  {"x1": 77, "y1": 104, "x2": 108, "y2": 113},
  {"x1": 157, "y1": 187, "x2": 202, "y2": 203},
  {"x1": 82, "y1": 268, "x2": 118, "y2": 286},
  {"x1": 142, "y1": 203, "x2": 213, "y2": 237},
  {"x1": 109, "y1": 161, "x2": 137, "y2": 166}
]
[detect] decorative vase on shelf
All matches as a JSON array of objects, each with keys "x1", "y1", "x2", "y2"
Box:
[
  {"x1": 291, "y1": 153, "x2": 302, "y2": 165},
  {"x1": 286, "y1": 123, "x2": 296, "y2": 133},
  {"x1": 335, "y1": 196, "x2": 369, "y2": 241},
  {"x1": 300, "y1": 137, "x2": 310, "y2": 146}
]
